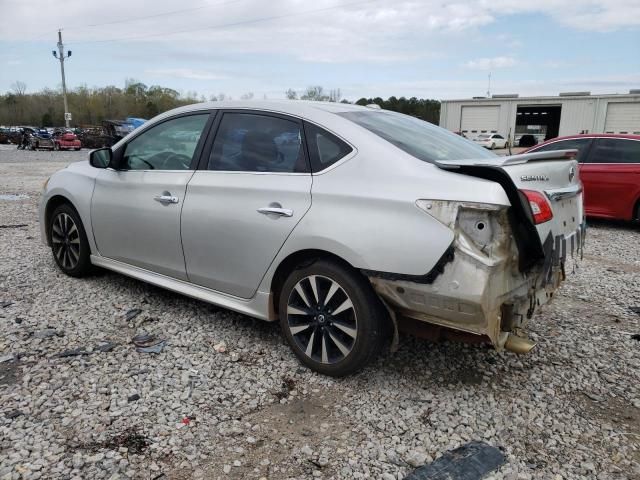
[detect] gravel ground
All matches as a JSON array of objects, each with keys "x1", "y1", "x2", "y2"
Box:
[{"x1": 0, "y1": 144, "x2": 639, "y2": 480}]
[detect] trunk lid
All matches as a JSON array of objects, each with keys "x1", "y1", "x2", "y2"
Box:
[{"x1": 436, "y1": 150, "x2": 586, "y2": 272}]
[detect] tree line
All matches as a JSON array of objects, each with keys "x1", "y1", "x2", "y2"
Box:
[
  {"x1": 0, "y1": 81, "x2": 441, "y2": 127},
  {"x1": 0, "y1": 79, "x2": 203, "y2": 127}
]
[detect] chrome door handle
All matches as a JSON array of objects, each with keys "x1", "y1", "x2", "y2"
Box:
[
  {"x1": 154, "y1": 194, "x2": 179, "y2": 204},
  {"x1": 257, "y1": 207, "x2": 293, "y2": 217}
]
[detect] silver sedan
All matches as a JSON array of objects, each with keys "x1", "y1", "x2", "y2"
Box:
[{"x1": 40, "y1": 100, "x2": 585, "y2": 376}]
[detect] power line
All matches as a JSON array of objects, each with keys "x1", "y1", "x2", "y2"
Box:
[
  {"x1": 67, "y1": 0, "x2": 381, "y2": 46},
  {"x1": 18, "y1": 0, "x2": 248, "y2": 43},
  {"x1": 82, "y1": 0, "x2": 247, "y2": 29}
]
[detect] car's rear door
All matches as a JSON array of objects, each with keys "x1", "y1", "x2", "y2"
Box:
[
  {"x1": 181, "y1": 110, "x2": 312, "y2": 298},
  {"x1": 91, "y1": 112, "x2": 213, "y2": 280},
  {"x1": 581, "y1": 137, "x2": 640, "y2": 220}
]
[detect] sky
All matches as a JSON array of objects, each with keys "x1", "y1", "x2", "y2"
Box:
[{"x1": 0, "y1": 0, "x2": 639, "y2": 101}]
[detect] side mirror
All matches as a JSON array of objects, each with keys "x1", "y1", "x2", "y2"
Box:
[{"x1": 90, "y1": 148, "x2": 112, "y2": 169}]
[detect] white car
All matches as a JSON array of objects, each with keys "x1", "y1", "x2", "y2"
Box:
[
  {"x1": 474, "y1": 133, "x2": 509, "y2": 149},
  {"x1": 39, "y1": 101, "x2": 584, "y2": 376}
]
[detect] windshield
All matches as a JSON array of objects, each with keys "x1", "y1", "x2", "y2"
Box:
[{"x1": 338, "y1": 110, "x2": 495, "y2": 163}]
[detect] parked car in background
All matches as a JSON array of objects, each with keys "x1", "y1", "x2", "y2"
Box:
[
  {"x1": 518, "y1": 134, "x2": 538, "y2": 148},
  {"x1": 473, "y1": 133, "x2": 508, "y2": 149},
  {"x1": 40, "y1": 101, "x2": 584, "y2": 376},
  {"x1": 524, "y1": 134, "x2": 640, "y2": 221},
  {"x1": 28, "y1": 129, "x2": 54, "y2": 150},
  {"x1": 0, "y1": 128, "x2": 10, "y2": 144},
  {"x1": 53, "y1": 130, "x2": 82, "y2": 151}
]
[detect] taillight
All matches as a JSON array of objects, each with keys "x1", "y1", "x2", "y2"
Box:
[{"x1": 521, "y1": 190, "x2": 553, "y2": 224}]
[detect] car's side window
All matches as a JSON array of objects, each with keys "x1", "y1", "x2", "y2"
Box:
[
  {"x1": 304, "y1": 122, "x2": 353, "y2": 172},
  {"x1": 123, "y1": 114, "x2": 209, "y2": 171},
  {"x1": 587, "y1": 138, "x2": 640, "y2": 164},
  {"x1": 493, "y1": 134, "x2": 504, "y2": 139},
  {"x1": 208, "y1": 113, "x2": 307, "y2": 173},
  {"x1": 532, "y1": 138, "x2": 592, "y2": 162}
]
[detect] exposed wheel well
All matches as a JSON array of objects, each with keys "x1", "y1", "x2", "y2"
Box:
[
  {"x1": 44, "y1": 195, "x2": 78, "y2": 245},
  {"x1": 270, "y1": 249, "x2": 360, "y2": 316},
  {"x1": 634, "y1": 197, "x2": 640, "y2": 221}
]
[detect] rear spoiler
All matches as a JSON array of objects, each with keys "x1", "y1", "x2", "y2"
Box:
[{"x1": 435, "y1": 149, "x2": 578, "y2": 169}]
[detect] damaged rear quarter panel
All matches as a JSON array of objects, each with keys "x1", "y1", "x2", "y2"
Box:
[{"x1": 369, "y1": 200, "x2": 535, "y2": 345}]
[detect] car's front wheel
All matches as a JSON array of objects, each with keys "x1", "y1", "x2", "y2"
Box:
[
  {"x1": 279, "y1": 259, "x2": 386, "y2": 377},
  {"x1": 49, "y1": 203, "x2": 92, "y2": 277}
]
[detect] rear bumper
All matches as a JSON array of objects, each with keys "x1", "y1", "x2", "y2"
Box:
[{"x1": 367, "y1": 221, "x2": 586, "y2": 351}]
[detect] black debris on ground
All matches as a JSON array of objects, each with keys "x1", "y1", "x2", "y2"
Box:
[
  {"x1": 404, "y1": 441, "x2": 505, "y2": 480},
  {"x1": 629, "y1": 306, "x2": 640, "y2": 315},
  {"x1": 0, "y1": 224, "x2": 28, "y2": 229},
  {"x1": 274, "y1": 376, "x2": 296, "y2": 400},
  {"x1": 71, "y1": 428, "x2": 151, "y2": 455},
  {"x1": 32, "y1": 329, "x2": 63, "y2": 339},
  {"x1": 132, "y1": 333, "x2": 167, "y2": 354},
  {"x1": 127, "y1": 394, "x2": 141, "y2": 403},
  {"x1": 95, "y1": 341, "x2": 117, "y2": 353},
  {"x1": 52, "y1": 348, "x2": 90, "y2": 359},
  {"x1": 124, "y1": 308, "x2": 143, "y2": 322},
  {"x1": 0, "y1": 354, "x2": 14, "y2": 363},
  {"x1": 631, "y1": 334, "x2": 640, "y2": 341},
  {"x1": 5, "y1": 409, "x2": 24, "y2": 420},
  {"x1": 1, "y1": 301, "x2": 13, "y2": 308}
]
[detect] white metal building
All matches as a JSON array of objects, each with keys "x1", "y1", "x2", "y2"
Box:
[{"x1": 439, "y1": 91, "x2": 640, "y2": 143}]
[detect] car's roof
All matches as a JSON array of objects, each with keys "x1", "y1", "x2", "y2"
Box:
[
  {"x1": 539, "y1": 133, "x2": 640, "y2": 142},
  {"x1": 162, "y1": 99, "x2": 375, "y2": 119},
  {"x1": 525, "y1": 133, "x2": 640, "y2": 152}
]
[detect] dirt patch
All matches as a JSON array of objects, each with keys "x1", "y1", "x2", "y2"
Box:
[
  {"x1": 198, "y1": 391, "x2": 353, "y2": 479},
  {"x1": 0, "y1": 359, "x2": 21, "y2": 386},
  {"x1": 578, "y1": 394, "x2": 640, "y2": 467}
]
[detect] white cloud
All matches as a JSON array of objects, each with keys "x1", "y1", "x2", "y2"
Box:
[
  {"x1": 464, "y1": 56, "x2": 517, "y2": 70},
  {"x1": 145, "y1": 68, "x2": 226, "y2": 81}
]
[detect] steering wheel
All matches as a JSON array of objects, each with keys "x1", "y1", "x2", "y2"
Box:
[{"x1": 147, "y1": 152, "x2": 192, "y2": 170}]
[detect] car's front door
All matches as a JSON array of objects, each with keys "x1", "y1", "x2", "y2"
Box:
[
  {"x1": 581, "y1": 138, "x2": 640, "y2": 220},
  {"x1": 91, "y1": 113, "x2": 212, "y2": 280},
  {"x1": 181, "y1": 111, "x2": 312, "y2": 298}
]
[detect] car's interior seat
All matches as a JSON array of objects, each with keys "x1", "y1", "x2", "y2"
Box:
[{"x1": 240, "y1": 131, "x2": 278, "y2": 171}]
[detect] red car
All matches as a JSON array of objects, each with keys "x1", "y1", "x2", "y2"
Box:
[
  {"x1": 53, "y1": 131, "x2": 82, "y2": 151},
  {"x1": 524, "y1": 134, "x2": 640, "y2": 221}
]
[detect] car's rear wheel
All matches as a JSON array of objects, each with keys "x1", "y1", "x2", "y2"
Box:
[
  {"x1": 279, "y1": 259, "x2": 386, "y2": 377},
  {"x1": 49, "y1": 204, "x2": 92, "y2": 277}
]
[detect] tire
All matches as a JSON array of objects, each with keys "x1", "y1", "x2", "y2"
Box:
[
  {"x1": 279, "y1": 259, "x2": 386, "y2": 377},
  {"x1": 48, "y1": 203, "x2": 92, "y2": 277},
  {"x1": 74, "y1": 147, "x2": 81, "y2": 151},
  {"x1": 490, "y1": 142, "x2": 496, "y2": 149},
  {"x1": 54, "y1": 143, "x2": 60, "y2": 151}
]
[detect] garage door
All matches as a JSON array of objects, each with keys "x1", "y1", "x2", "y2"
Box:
[
  {"x1": 604, "y1": 102, "x2": 640, "y2": 134},
  {"x1": 461, "y1": 106, "x2": 500, "y2": 138}
]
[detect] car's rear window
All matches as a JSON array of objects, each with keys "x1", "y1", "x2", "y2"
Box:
[{"x1": 338, "y1": 110, "x2": 494, "y2": 163}]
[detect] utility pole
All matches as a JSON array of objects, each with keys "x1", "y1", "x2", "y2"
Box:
[
  {"x1": 52, "y1": 30, "x2": 72, "y2": 128},
  {"x1": 487, "y1": 72, "x2": 491, "y2": 98}
]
